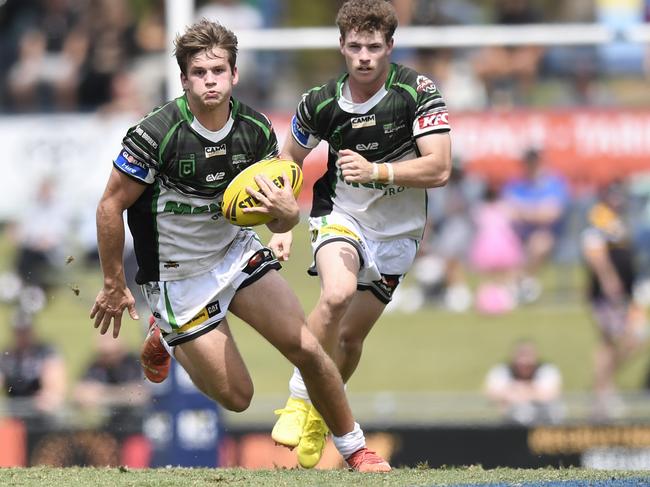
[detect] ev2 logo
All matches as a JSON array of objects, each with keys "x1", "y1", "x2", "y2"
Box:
[{"x1": 355, "y1": 142, "x2": 379, "y2": 151}]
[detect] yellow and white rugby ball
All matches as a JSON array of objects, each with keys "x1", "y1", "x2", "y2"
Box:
[{"x1": 221, "y1": 158, "x2": 303, "y2": 227}]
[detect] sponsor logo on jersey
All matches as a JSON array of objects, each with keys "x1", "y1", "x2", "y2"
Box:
[
  {"x1": 179, "y1": 300, "x2": 222, "y2": 332},
  {"x1": 319, "y1": 224, "x2": 362, "y2": 243},
  {"x1": 417, "y1": 111, "x2": 449, "y2": 130},
  {"x1": 351, "y1": 114, "x2": 376, "y2": 129},
  {"x1": 355, "y1": 142, "x2": 379, "y2": 151},
  {"x1": 291, "y1": 115, "x2": 311, "y2": 146},
  {"x1": 163, "y1": 201, "x2": 221, "y2": 215},
  {"x1": 416, "y1": 75, "x2": 437, "y2": 94},
  {"x1": 134, "y1": 125, "x2": 158, "y2": 149},
  {"x1": 383, "y1": 122, "x2": 406, "y2": 134},
  {"x1": 206, "y1": 172, "x2": 226, "y2": 182},
  {"x1": 115, "y1": 150, "x2": 148, "y2": 179},
  {"x1": 163, "y1": 261, "x2": 179, "y2": 268},
  {"x1": 205, "y1": 144, "x2": 226, "y2": 158}
]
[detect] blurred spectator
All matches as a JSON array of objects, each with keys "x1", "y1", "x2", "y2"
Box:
[
  {"x1": 470, "y1": 185, "x2": 523, "y2": 315},
  {"x1": 581, "y1": 181, "x2": 646, "y2": 420},
  {"x1": 472, "y1": 0, "x2": 545, "y2": 106},
  {"x1": 7, "y1": 0, "x2": 87, "y2": 112},
  {"x1": 76, "y1": 0, "x2": 138, "y2": 111},
  {"x1": 74, "y1": 333, "x2": 150, "y2": 467},
  {"x1": 0, "y1": 309, "x2": 67, "y2": 424},
  {"x1": 502, "y1": 148, "x2": 570, "y2": 304},
  {"x1": 411, "y1": 163, "x2": 483, "y2": 312},
  {"x1": 484, "y1": 339, "x2": 564, "y2": 425},
  {"x1": 5, "y1": 178, "x2": 71, "y2": 312}
]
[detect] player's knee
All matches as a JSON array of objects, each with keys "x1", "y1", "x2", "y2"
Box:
[
  {"x1": 340, "y1": 334, "x2": 363, "y2": 358},
  {"x1": 285, "y1": 332, "x2": 323, "y2": 370},
  {"x1": 217, "y1": 387, "x2": 253, "y2": 413},
  {"x1": 320, "y1": 287, "x2": 354, "y2": 316}
]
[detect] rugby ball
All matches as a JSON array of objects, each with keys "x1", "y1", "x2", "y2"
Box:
[{"x1": 221, "y1": 158, "x2": 303, "y2": 226}]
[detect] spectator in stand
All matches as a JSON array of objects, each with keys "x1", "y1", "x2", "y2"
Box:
[
  {"x1": 472, "y1": 0, "x2": 545, "y2": 106},
  {"x1": 581, "y1": 181, "x2": 646, "y2": 420},
  {"x1": 7, "y1": 0, "x2": 87, "y2": 112},
  {"x1": 7, "y1": 178, "x2": 71, "y2": 312},
  {"x1": 470, "y1": 184, "x2": 523, "y2": 315},
  {"x1": 74, "y1": 333, "x2": 151, "y2": 467},
  {"x1": 484, "y1": 339, "x2": 564, "y2": 425},
  {"x1": 0, "y1": 309, "x2": 67, "y2": 425},
  {"x1": 408, "y1": 162, "x2": 483, "y2": 312},
  {"x1": 502, "y1": 148, "x2": 570, "y2": 304}
]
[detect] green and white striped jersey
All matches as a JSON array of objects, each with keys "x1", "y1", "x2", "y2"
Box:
[
  {"x1": 290, "y1": 63, "x2": 450, "y2": 241},
  {"x1": 113, "y1": 95, "x2": 278, "y2": 283}
]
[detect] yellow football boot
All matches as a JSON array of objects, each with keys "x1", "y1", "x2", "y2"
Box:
[
  {"x1": 297, "y1": 406, "x2": 329, "y2": 468},
  {"x1": 271, "y1": 397, "x2": 310, "y2": 448}
]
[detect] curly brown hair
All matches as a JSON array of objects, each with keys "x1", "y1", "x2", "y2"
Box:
[
  {"x1": 335, "y1": 0, "x2": 398, "y2": 42},
  {"x1": 174, "y1": 19, "x2": 238, "y2": 75}
]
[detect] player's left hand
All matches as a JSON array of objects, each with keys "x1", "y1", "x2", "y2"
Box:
[
  {"x1": 337, "y1": 149, "x2": 373, "y2": 183},
  {"x1": 243, "y1": 172, "x2": 299, "y2": 223}
]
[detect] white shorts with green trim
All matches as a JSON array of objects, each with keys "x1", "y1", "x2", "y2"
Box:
[
  {"x1": 308, "y1": 212, "x2": 418, "y2": 304},
  {"x1": 140, "y1": 229, "x2": 280, "y2": 346}
]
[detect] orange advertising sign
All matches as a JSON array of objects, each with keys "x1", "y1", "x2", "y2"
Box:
[{"x1": 269, "y1": 109, "x2": 650, "y2": 206}]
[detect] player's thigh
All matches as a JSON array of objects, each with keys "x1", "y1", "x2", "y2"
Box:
[
  {"x1": 339, "y1": 290, "x2": 386, "y2": 344},
  {"x1": 315, "y1": 240, "x2": 361, "y2": 295},
  {"x1": 175, "y1": 318, "x2": 252, "y2": 399},
  {"x1": 230, "y1": 270, "x2": 308, "y2": 354}
]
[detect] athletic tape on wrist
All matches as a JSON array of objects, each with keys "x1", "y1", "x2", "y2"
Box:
[
  {"x1": 386, "y1": 163, "x2": 394, "y2": 184},
  {"x1": 371, "y1": 163, "x2": 379, "y2": 181}
]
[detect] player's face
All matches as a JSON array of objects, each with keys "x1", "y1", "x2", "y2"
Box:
[
  {"x1": 181, "y1": 47, "x2": 238, "y2": 110},
  {"x1": 340, "y1": 29, "x2": 393, "y2": 89}
]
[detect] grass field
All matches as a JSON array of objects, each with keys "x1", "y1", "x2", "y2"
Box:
[
  {"x1": 1, "y1": 221, "x2": 648, "y2": 400},
  {"x1": 0, "y1": 466, "x2": 649, "y2": 487}
]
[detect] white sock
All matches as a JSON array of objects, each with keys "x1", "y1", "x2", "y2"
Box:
[
  {"x1": 332, "y1": 422, "x2": 365, "y2": 459},
  {"x1": 289, "y1": 367, "x2": 310, "y2": 401}
]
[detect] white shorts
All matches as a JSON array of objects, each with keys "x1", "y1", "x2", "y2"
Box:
[
  {"x1": 141, "y1": 230, "x2": 280, "y2": 346},
  {"x1": 308, "y1": 212, "x2": 418, "y2": 303}
]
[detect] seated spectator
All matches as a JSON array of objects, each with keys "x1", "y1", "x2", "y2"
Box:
[
  {"x1": 0, "y1": 309, "x2": 67, "y2": 427},
  {"x1": 472, "y1": 0, "x2": 545, "y2": 106},
  {"x1": 411, "y1": 163, "x2": 483, "y2": 312},
  {"x1": 470, "y1": 185, "x2": 523, "y2": 315},
  {"x1": 7, "y1": 0, "x2": 87, "y2": 112},
  {"x1": 502, "y1": 148, "x2": 570, "y2": 304},
  {"x1": 74, "y1": 333, "x2": 150, "y2": 467},
  {"x1": 581, "y1": 181, "x2": 646, "y2": 420},
  {"x1": 6, "y1": 178, "x2": 71, "y2": 312},
  {"x1": 484, "y1": 339, "x2": 564, "y2": 425}
]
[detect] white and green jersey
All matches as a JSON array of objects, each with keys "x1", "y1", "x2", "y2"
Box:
[
  {"x1": 291, "y1": 63, "x2": 450, "y2": 241},
  {"x1": 113, "y1": 95, "x2": 278, "y2": 283}
]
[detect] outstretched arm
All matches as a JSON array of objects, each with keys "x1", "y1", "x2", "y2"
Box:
[{"x1": 90, "y1": 168, "x2": 146, "y2": 338}]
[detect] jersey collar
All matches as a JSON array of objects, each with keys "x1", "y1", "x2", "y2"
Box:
[{"x1": 336, "y1": 63, "x2": 395, "y2": 114}]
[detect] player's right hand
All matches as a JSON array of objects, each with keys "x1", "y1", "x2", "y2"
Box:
[
  {"x1": 269, "y1": 231, "x2": 293, "y2": 261},
  {"x1": 90, "y1": 285, "x2": 139, "y2": 338}
]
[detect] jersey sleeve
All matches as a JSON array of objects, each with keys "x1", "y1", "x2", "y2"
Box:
[
  {"x1": 113, "y1": 117, "x2": 164, "y2": 184},
  {"x1": 411, "y1": 74, "x2": 451, "y2": 139},
  {"x1": 255, "y1": 112, "x2": 280, "y2": 161},
  {"x1": 290, "y1": 89, "x2": 323, "y2": 149}
]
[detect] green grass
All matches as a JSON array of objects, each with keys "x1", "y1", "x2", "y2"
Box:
[
  {"x1": 1, "y1": 220, "x2": 649, "y2": 398},
  {"x1": 0, "y1": 466, "x2": 648, "y2": 487}
]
